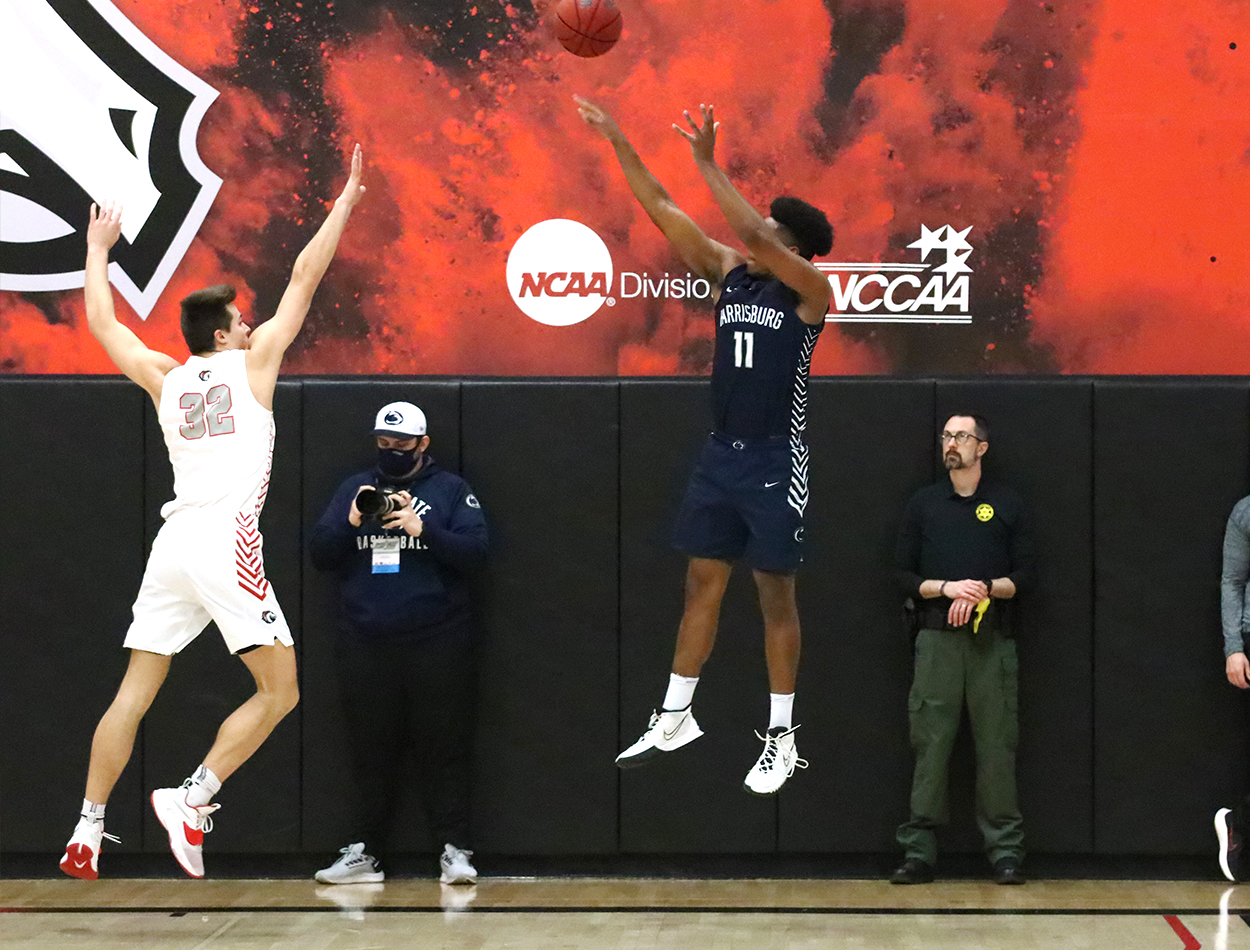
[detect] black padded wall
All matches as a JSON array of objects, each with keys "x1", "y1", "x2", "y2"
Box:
[
  {"x1": 936, "y1": 380, "x2": 1095, "y2": 854},
  {"x1": 618, "y1": 380, "x2": 777, "y2": 853},
  {"x1": 300, "y1": 380, "x2": 461, "y2": 855},
  {"x1": 780, "y1": 379, "x2": 936, "y2": 852},
  {"x1": 462, "y1": 381, "x2": 619, "y2": 854},
  {"x1": 139, "y1": 381, "x2": 303, "y2": 854},
  {"x1": 1093, "y1": 379, "x2": 1250, "y2": 853},
  {"x1": 0, "y1": 379, "x2": 147, "y2": 854},
  {"x1": 5, "y1": 375, "x2": 1250, "y2": 863}
]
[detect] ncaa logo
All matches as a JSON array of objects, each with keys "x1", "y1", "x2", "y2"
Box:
[{"x1": 506, "y1": 219, "x2": 613, "y2": 327}]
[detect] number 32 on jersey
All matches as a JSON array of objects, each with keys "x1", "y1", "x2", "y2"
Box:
[
  {"x1": 179, "y1": 384, "x2": 236, "y2": 439},
  {"x1": 733, "y1": 330, "x2": 755, "y2": 369}
]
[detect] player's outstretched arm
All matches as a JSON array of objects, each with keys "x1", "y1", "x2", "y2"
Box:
[
  {"x1": 83, "y1": 202, "x2": 180, "y2": 404},
  {"x1": 676, "y1": 104, "x2": 831, "y2": 326},
  {"x1": 247, "y1": 144, "x2": 366, "y2": 392},
  {"x1": 576, "y1": 96, "x2": 741, "y2": 288}
]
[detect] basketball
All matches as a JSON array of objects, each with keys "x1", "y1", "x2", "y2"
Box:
[{"x1": 554, "y1": 0, "x2": 622, "y2": 58}]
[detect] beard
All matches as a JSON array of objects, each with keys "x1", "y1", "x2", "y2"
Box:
[{"x1": 944, "y1": 451, "x2": 967, "y2": 470}]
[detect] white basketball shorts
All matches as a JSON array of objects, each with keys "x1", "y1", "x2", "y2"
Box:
[{"x1": 124, "y1": 508, "x2": 294, "y2": 655}]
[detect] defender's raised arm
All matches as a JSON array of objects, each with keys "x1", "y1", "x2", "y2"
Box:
[
  {"x1": 246, "y1": 143, "x2": 367, "y2": 399},
  {"x1": 83, "y1": 201, "x2": 180, "y2": 403}
]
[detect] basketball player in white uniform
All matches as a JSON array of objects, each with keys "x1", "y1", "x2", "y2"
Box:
[{"x1": 60, "y1": 146, "x2": 366, "y2": 880}]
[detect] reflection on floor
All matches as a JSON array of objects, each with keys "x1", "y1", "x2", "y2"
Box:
[{"x1": 3, "y1": 878, "x2": 1250, "y2": 949}]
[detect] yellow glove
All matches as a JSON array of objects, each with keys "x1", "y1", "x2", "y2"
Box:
[{"x1": 972, "y1": 598, "x2": 991, "y2": 633}]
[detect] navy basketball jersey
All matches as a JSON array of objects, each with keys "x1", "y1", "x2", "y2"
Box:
[{"x1": 711, "y1": 264, "x2": 823, "y2": 441}]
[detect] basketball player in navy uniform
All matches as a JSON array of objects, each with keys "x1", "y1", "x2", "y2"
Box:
[
  {"x1": 578, "y1": 98, "x2": 833, "y2": 793},
  {"x1": 60, "y1": 147, "x2": 365, "y2": 879}
]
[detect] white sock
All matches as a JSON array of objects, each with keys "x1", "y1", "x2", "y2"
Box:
[
  {"x1": 662, "y1": 673, "x2": 699, "y2": 711},
  {"x1": 184, "y1": 765, "x2": 221, "y2": 808},
  {"x1": 81, "y1": 799, "x2": 106, "y2": 824},
  {"x1": 769, "y1": 693, "x2": 795, "y2": 730}
]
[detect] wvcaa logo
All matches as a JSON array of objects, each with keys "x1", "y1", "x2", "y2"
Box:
[
  {"x1": 820, "y1": 225, "x2": 975, "y2": 325},
  {"x1": 506, "y1": 219, "x2": 613, "y2": 326}
]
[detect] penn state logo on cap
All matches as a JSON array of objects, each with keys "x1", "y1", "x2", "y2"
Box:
[{"x1": 373, "y1": 401, "x2": 427, "y2": 438}]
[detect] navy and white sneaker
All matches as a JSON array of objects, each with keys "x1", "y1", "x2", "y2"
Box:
[
  {"x1": 615, "y1": 707, "x2": 703, "y2": 768},
  {"x1": 743, "y1": 725, "x2": 807, "y2": 795}
]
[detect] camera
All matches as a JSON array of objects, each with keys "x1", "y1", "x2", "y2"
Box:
[{"x1": 356, "y1": 486, "x2": 405, "y2": 522}]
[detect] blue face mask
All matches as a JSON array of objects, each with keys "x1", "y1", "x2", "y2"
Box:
[{"x1": 377, "y1": 446, "x2": 419, "y2": 478}]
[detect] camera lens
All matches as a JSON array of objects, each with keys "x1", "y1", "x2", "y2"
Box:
[{"x1": 356, "y1": 488, "x2": 389, "y2": 517}]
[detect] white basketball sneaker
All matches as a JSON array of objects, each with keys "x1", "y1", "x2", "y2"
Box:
[
  {"x1": 439, "y1": 843, "x2": 478, "y2": 884},
  {"x1": 151, "y1": 785, "x2": 220, "y2": 878},
  {"x1": 743, "y1": 726, "x2": 808, "y2": 795},
  {"x1": 615, "y1": 707, "x2": 704, "y2": 768},
  {"x1": 315, "y1": 842, "x2": 385, "y2": 884},
  {"x1": 59, "y1": 818, "x2": 120, "y2": 880}
]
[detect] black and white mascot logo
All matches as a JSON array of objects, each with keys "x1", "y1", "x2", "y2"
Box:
[{"x1": 0, "y1": 0, "x2": 221, "y2": 319}]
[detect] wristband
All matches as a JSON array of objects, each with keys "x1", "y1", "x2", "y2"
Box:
[{"x1": 939, "y1": 580, "x2": 949, "y2": 598}]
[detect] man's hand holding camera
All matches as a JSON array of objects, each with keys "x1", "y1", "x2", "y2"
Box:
[
  {"x1": 381, "y1": 491, "x2": 423, "y2": 537},
  {"x1": 350, "y1": 485, "x2": 423, "y2": 536}
]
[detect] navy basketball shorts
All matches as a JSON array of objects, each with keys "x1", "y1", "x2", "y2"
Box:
[{"x1": 672, "y1": 433, "x2": 807, "y2": 573}]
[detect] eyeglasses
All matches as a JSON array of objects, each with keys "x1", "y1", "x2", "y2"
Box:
[{"x1": 940, "y1": 431, "x2": 983, "y2": 445}]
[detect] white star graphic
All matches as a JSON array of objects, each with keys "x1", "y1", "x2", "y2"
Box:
[
  {"x1": 945, "y1": 225, "x2": 974, "y2": 255},
  {"x1": 907, "y1": 224, "x2": 947, "y2": 261},
  {"x1": 933, "y1": 248, "x2": 974, "y2": 278}
]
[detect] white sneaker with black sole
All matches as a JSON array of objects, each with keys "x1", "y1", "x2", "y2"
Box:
[
  {"x1": 440, "y1": 843, "x2": 477, "y2": 884},
  {"x1": 316, "y1": 842, "x2": 385, "y2": 884},
  {"x1": 743, "y1": 725, "x2": 808, "y2": 795},
  {"x1": 615, "y1": 707, "x2": 703, "y2": 768}
]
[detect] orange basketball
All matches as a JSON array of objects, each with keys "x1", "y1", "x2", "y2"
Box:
[{"x1": 554, "y1": 0, "x2": 623, "y2": 58}]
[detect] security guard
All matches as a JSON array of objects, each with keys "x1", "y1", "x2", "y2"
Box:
[{"x1": 891, "y1": 413, "x2": 1036, "y2": 885}]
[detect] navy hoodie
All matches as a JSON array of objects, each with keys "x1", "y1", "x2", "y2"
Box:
[{"x1": 310, "y1": 455, "x2": 488, "y2": 642}]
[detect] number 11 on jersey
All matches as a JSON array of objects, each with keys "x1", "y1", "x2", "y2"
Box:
[{"x1": 734, "y1": 330, "x2": 754, "y2": 369}]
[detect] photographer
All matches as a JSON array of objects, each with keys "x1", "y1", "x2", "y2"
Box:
[{"x1": 310, "y1": 401, "x2": 488, "y2": 887}]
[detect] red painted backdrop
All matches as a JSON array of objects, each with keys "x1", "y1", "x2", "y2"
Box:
[{"x1": 3, "y1": 0, "x2": 1249, "y2": 375}]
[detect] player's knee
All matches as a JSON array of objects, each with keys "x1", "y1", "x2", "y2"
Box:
[
  {"x1": 260, "y1": 680, "x2": 299, "y2": 719},
  {"x1": 686, "y1": 559, "x2": 731, "y2": 597},
  {"x1": 276, "y1": 681, "x2": 300, "y2": 717}
]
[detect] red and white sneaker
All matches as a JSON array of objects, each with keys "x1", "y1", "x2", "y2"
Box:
[
  {"x1": 60, "y1": 818, "x2": 119, "y2": 880},
  {"x1": 151, "y1": 786, "x2": 220, "y2": 878}
]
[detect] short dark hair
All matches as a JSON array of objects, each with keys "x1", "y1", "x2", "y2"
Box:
[
  {"x1": 180, "y1": 284, "x2": 236, "y2": 355},
  {"x1": 770, "y1": 196, "x2": 834, "y2": 260},
  {"x1": 947, "y1": 412, "x2": 990, "y2": 442}
]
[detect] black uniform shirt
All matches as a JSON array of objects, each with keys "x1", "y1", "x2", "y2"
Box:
[
  {"x1": 712, "y1": 264, "x2": 822, "y2": 441},
  {"x1": 895, "y1": 477, "x2": 1036, "y2": 604}
]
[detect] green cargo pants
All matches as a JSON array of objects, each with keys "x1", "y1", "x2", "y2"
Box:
[{"x1": 896, "y1": 627, "x2": 1024, "y2": 866}]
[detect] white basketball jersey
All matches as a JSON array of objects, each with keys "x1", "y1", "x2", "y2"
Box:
[{"x1": 158, "y1": 350, "x2": 275, "y2": 522}]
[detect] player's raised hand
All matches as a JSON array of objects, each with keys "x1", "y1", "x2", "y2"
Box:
[
  {"x1": 674, "y1": 103, "x2": 719, "y2": 164},
  {"x1": 337, "y1": 144, "x2": 366, "y2": 209},
  {"x1": 574, "y1": 95, "x2": 625, "y2": 144},
  {"x1": 87, "y1": 200, "x2": 123, "y2": 253}
]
